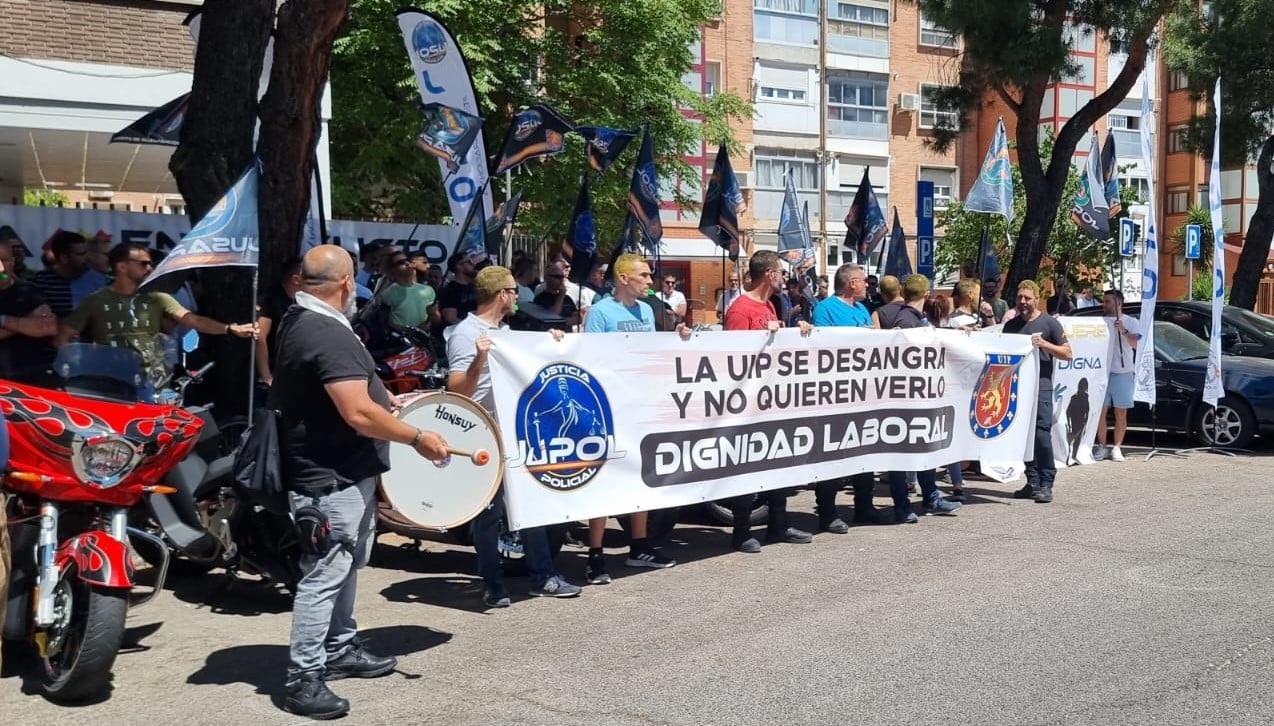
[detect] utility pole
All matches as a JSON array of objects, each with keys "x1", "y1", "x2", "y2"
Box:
[{"x1": 817, "y1": 0, "x2": 829, "y2": 273}]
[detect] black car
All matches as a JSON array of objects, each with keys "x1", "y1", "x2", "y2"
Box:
[
  {"x1": 1074, "y1": 300, "x2": 1274, "y2": 359},
  {"x1": 1127, "y1": 321, "x2": 1274, "y2": 447}
]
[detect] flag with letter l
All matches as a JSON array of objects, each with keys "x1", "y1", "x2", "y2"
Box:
[
  {"x1": 844, "y1": 167, "x2": 886, "y2": 264},
  {"x1": 964, "y1": 117, "x2": 1014, "y2": 221},
  {"x1": 141, "y1": 164, "x2": 259, "y2": 290},
  {"x1": 1071, "y1": 133, "x2": 1110, "y2": 239}
]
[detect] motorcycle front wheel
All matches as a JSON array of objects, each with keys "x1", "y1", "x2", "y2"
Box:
[{"x1": 39, "y1": 567, "x2": 128, "y2": 703}]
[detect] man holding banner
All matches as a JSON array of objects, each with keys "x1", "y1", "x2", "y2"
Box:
[{"x1": 1093, "y1": 290, "x2": 1139, "y2": 463}]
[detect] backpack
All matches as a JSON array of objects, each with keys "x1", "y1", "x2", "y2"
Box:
[{"x1": 232, "y1": 407, "x2": 288, "y2": 514}]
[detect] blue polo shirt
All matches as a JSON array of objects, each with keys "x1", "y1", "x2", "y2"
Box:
[{"x1": 812, "y1": 295, "x2": 871, "y2": 328}]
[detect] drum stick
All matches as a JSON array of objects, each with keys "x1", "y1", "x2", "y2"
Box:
[{"x1": 446, "y1": 446, "x2": 492, "y2": 465}]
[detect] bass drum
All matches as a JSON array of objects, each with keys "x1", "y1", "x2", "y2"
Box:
[{"x1": 377, "y1": 391, "x2": 504, "y2": 536}]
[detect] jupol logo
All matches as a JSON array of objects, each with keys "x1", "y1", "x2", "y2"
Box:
[
  {"x1": 412, "y1": 21, "x2": 448, "y2": 64},
  {"x1": 187, "y1": 182, "x2": 241, "y2": 239},
  {"x1": 969, "y1": 353, "x2": 1024, "y2": 439},
  {"x1": 513, "y1": 110, "x2": 542, "y2": 141},
  {"x1": 981, "y1": 149, "x2": 1010, "y2": 185},
  {"x1": 638, "y1": 164, "x2": 658, "y2": 201},
  {"x1": 591, "y1": 129, "x2": 615, "y2": 153},
  {"x1": 509, "y1": 364, "x2": 625, "y2": 492}
]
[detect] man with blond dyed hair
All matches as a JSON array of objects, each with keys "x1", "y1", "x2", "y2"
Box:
[
  {"x1": 449, "y1": 264, "x2": 582, "y2": 605},
  {"x1": 578, "y1": 253, "x2": 683, "y2": 582}
]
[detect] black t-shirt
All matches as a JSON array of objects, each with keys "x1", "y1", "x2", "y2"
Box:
[
  {"x1": 260, "y1": 289, "x2": 293, "y2": 358},
  {"x1": 438, "y1": 280, "x2": 477, "y2": 321},
  {"x1": 273, "y1": 307, "x2": 393, "y2": 492},
  {"x1": 1004, "y1": 312, "x2": 1067, "y2": 384},
  {"x1": 874, "y1": 300, "x2": 929, "y2": 329},
  {"x1": 0, "y1": 281, "x2": 56, "y2": 381},
  {"x1": 533, "y1": 289, "x2": 578, "y2": 320}
]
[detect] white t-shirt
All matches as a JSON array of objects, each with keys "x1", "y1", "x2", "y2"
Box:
[
  {"x1": 1104, "y1": 315, "x2": 1141, "y2": 374},
  {"x1": 1076, "y1": 295, "x2": 1099, "y2": 309},
  {"x1": 446, "y1": 313, "x2": 506, "y2": 413},
  {"x1": 946, "y1": 310, "x2": 980, "y2": 329},
  {"x1": 658, "y1": 290, "x2": 687, "y2": 316}
]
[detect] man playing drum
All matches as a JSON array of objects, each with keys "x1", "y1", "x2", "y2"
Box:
[
  {"x1": 447, "y1": 265, "x2": 582, "y2": 605},
  {"x1": 578, "y1": 253, "x2": 682, "y2": 584}
]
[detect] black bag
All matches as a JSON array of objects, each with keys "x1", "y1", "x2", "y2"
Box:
[{"x1": 232, "y1": 408, "x2": 288, "y2": 514}]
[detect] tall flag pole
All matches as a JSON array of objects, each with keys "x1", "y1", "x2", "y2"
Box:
[
  {"x1": 1133, "y1": 75, "x2": 1159, "y2": 407},
  {"x1": 1203, "y1": 77, "x2": 1226, "y2": 412},
  {"x1": 1071, "y1": 132, "x2": 1110, "y2": 239},
  {"x1": 398, "y1": 9, "x2": 493, "y2": 250}
]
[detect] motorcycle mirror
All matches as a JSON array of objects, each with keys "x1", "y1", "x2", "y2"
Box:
[{"x1": 181, "y1": 329, "x2": 200, "y2": 353}]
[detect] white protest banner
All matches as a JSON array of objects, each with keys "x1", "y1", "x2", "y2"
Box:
[
  {"x1": 488, "y1": 327, "x2": 1039, "y2": 530},
  {"x1": 982, "y1": 317, "x2": 1110, "y2": 481}
]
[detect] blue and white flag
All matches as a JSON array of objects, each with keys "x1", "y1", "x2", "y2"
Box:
[
  {"x1": 1204, "y1": 77, "x2": 1226, "y2": 409},
  {"x1": 1071, "y1": 132, "x2": 1110, "y2": 239},
  {"x1": 1134, "y1": 75, "x2": 1159, "y2": 406},
  {"x1": 141, "y1": 164, "x2": 259, "y2": 290},
  {"x1": 777, "y1": 169, "x2": 814, "y2": 270},
  {"x1": 883, "y1": 207, "x2": 912, "y2": 278},
  {"x1": 964, "y1": 117, "x2": 1014, "y2": 221}
]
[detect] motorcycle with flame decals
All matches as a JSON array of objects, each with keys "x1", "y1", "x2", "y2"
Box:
[{"x1": 2, "y1": 345, "x2": 201, "y2": 702}]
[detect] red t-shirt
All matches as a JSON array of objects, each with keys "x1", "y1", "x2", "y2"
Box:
[{"x1": 724, "y1": 293, "x2": 778, "y2": 331}]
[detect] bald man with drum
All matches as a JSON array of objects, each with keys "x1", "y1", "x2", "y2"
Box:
[{"x1": 448, "y1": 264, "x2": 582, "y2": 606}]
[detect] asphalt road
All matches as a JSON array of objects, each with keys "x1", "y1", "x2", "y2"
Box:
[{"x1": 3, "y1": 432, "x2": 1273, "y2": 726}]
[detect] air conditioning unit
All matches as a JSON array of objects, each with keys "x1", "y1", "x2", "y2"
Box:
[
  {"x1": 735, "y1": 170, "x2": 753, "y2": 190},
  {"x1": 897, "y1": 93, "x2": 921, "y2": 111}
]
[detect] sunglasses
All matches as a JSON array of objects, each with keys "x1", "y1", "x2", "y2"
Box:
[{"x1": 131, "y1": 259, "x2": 154, "y2": 268}]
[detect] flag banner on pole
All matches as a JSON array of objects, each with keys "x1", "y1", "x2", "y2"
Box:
[
  {"x1": 488, "y1": 327, "x2": 1040, "y2": 530},
  {"x1": 493, "y1": 104, "x2": 575, "y2": 175},
  {"x1": 883, "y1": 207, "x2": 912, "y2": 278},
  {"x1": 699, "y1": 142, "x2": 746, "y2": 262},
  {"x1": 964, "y1": 117, "x2": 1014, "y2": 221},
  {"x1": 455, "y1": 188, "x2": 489, "y2": 260},
  {"x1": 397, "y1": 9, "x2": 493, "y2": 233},
  {"x1": 111, "y1": 93, "x2": 190, "y2": 146},
  {"x1": 777, "y1": 170, "x2": 815, "y2": 270},
  {"x1": 626, "y1": 126, "x2": 663, "y2": 253},
  {"x1": 578, "y1": 126, "x2": 637, "y2": 174},
  {"x1": 1134, "y1": 76, "x2": 1160, "y2": 406},
  {"x1": 844, "y1": 167, "x2": 886, "y2": 264},
  {"x1": 416, "y1": 103, "x2": 484, "y2": 173},
  {"x1": 1204, "y1": 77, "x2": 1226, "y2": 409},
  {"x1": 1071, "y1": 133, "x2": 1110, "y2": 239},
  {"x1": 141, "y1": 164, "x2": 259, "y2": 291},
  {"x1": 976, "y1": 226, "x2": 1000, "y2": 283},
  {"x1": 563, "y1": 176, "x2": 597, "y2": 285},
  {"x1": 486, "y1": 190, "x2": 523, "y2": 249},
  {"x1": 1101, "y1": 133, "x2": 1121, "y2": 218}
]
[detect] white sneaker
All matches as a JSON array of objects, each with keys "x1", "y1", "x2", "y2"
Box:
[
  {"x1": 1110, "y1": 446, "x2": 1125, "y2": 462},
  {"x1": 1092, "y1": 445, "x2": 1109, "y2": 461}
]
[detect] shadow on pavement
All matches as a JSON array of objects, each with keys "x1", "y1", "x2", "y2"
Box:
[
  {"x1": 187, "y1": 624, "x2": 452, "y2": 707},
  {"x1": 165, "y1": 570, "x2": 294, "y2": 617}
]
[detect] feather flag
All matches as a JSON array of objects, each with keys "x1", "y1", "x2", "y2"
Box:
[
  {"x1": 699, "y1": 142, "x2": 747, "y2": 261},
  {"x1": 562, "y1": 177, "x2": 597, "y2": 286},
  {"x1": 883, "y1": 207, "x2": 912, "y2": 278},
  {"x1": 1071, "y1": 133, "x2": 1110, "y2": 239},
  {"x1": 844, "y1": 167, "x2": 886, "y2": 264},
  {"x1": 964, "y1": 117, "x2": 1014, "y2": 221},
  {"x1": 1203, "y1": 77, "x2": 1226, "y2": 409},
  {"x1": 493, "y1": 104, "x2": 574, "y2": 174},
  {"x1": 1101, "y1": 132, "x2": 1121, "y2": 218},
  {"x1": 416, "y1": 103, "x2": 484, "y2": 173},
  {"x1": 626, "y1": 126, "x2": 663, "y2": 253},
  {"x1": 578, "y1": 126, "x2": 637, "y2": 174}
]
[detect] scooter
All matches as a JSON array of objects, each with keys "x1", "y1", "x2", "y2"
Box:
[{"x1": 1, "y1": 344, "x2": 201, "y2": 702}]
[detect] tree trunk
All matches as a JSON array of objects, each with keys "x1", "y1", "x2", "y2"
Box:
[
  {"x1": 169, "y1": 0, "x2": 274, "y2": 416},
  {"x1": 257, "y1": 0, "x2": 352, "y2": 296},
  {"x1": 1228, "y1": 135, "x2": 1274, "y2": 310}
]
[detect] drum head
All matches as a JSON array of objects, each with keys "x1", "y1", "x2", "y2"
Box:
[{"x1": 380, "y1": 391, "x2": 504, "y2": 531}]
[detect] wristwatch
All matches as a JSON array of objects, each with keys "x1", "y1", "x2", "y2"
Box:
[{"x1": 410, "y1": 428, "x2": 423, "y2": 446}]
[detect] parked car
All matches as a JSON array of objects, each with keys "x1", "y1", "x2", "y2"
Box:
[
  {"x1": 1126, "y1": 321, "x2": 1274, "y2": 447},
  {"x1": 1073, "y1": 300, "x2": 1274, "y2": 359}
]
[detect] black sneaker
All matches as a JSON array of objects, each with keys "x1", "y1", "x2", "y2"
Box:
[
  {"x1": 949, "y1": 488, "x2": 966, "y2": 502},
  {"x1": 733, "y1": 537, "x2": 762, "y2": 553},
  {"x1": 766, "y1": 527, "x2": 814, "y2": 544},
  {"x1": 819, "y1": 518, "x2": 850, "y2": 534},
  {"x1": 853, "y1": 507, "x2": 886, "y2": 525},
  {"x1": 585, "y1": 555, "x2": 612, "y2": 584},
  {"x1": 1033, "y1": 486, "x2": 1054, "y2": 503},
  {"x1": 1012, "y1": 483, "x2": 1039, "y2": 499},
  {"x1": 325, "y1": 643, "x2": 397, "y2": 681},
  {"x1": 625, "y1": 546, "x2": 676, "y2": 569},
  {"x1": 285, "y1": 672, "x2": 350, "y2": 720},
  {"x1": 483, "y1": 589, "x2": 511, "y2": 608}
]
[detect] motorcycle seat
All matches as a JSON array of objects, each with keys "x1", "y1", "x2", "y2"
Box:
[{"x1": 201, "y1": 453, "x2": 236, "y2": 487}]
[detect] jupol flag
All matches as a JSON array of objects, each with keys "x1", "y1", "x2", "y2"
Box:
[
  {"x1": 626, "y1": 126, "x2": 662, "y2": 253},
  {"x1": 416, "y1": 103, "x2": 484, "y2": 173},
  {"x1": 578, "y1": 126, "x2": 637, "y2": 174},
  {"x1": 493, "y1": 104, "x2": 575, "y2": 175},
  {"x1": 1071, "y1": 133, "x2": 1110, "y2": 239},
  {"x1": 964, "y1": 117, "x2": 1014, "y2": 221},
  {"x1": 1101, "y1": 133, "x2": 1121, "y2": 218},
  {"x1": 141, "y1": 164, "x2": 259, "y2": 290},
  {"x1": 883, "y1": 207, "x2": 912, "y2": 278},
  {"x1": 563, "y1": 176, "x2": 597, "y2": 285},
  {"x1": 455, "y1": 191, "x2": 490, "y2": 260},
  {"x1": 777, "y1": 169, "x2": 814, "y2": 270},
  {"x1": 844, "y1": 167, "x2": 886, "y2": 264},
  {"x1": 111, "y1": 93, "x2": 189, "y2": 146},
  {"x1": 699, "y1": 142, "x2": 746, "y2": 261}
]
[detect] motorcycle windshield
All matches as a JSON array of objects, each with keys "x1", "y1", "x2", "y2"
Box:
[{"x1": 54, "y1": 343, "x2": 149, "y2": 393}]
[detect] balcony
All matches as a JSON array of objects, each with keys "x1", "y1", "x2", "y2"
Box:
[
  {"x1": 1110, "y1": 129, "x2": 1143, "y2": 157},
  {"x1": 751, "y1": 188, "x2": 822, "y2": 223},
  {"x1": 827, "y1": 117, "x2": 888, "y2": 140}
]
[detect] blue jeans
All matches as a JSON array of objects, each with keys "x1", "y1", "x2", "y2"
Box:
[
  {"x1": 947, "y1": 463, "x2": 964, "y2": 486},
  {"x1": 1025, "y1": 384, "x2": 1057, "y2": 488},
  {"x1": 888, "y1": 469, "x2": 941, "y2": 516},
  {"x1": 470, "y1": 491, "x2": 558, "y2": 594}
]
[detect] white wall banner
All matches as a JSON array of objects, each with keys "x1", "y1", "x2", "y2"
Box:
[
  {"x1": 0, "y1": 204, "x2": 454, "y2": 268},
  {"x1": 488, "y1": 327, "x2": 1040, "y2": 530},
  {"x1": 983, "y1": 317, "x2": 1111, "y2": 480}
]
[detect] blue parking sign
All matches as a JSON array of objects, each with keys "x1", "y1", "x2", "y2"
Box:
[
  {"x1": 1119, "y1": 218, "x2": 1136, "y2": 257},
  {"x1": 1185, "y1": 224, "x2": 1202, "y2": 260}
]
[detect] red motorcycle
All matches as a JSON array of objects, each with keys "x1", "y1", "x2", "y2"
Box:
[{"x1": 2, "y1": 344, "x2": 202, "y2": 702}]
